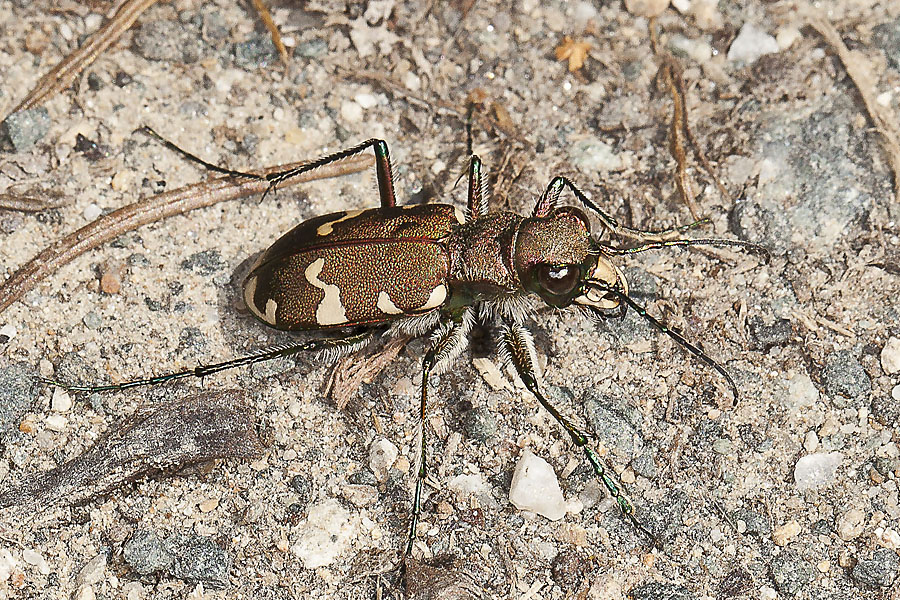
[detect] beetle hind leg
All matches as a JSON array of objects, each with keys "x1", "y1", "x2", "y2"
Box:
[
  {"x1": 265, "y1": 138, "x2": 397, "y2": 207},
  {"x1": 41, "y1": 330, "x2": 376, "y2": 393},
  {"x1": 499, "y1": 323, "x2": 659, "y2": 547}
]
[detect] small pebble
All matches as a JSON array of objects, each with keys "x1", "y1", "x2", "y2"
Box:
[
  {"x1": 76, "y1": 553, "x2": 107, "y2": 587},
  {"x1": 772, "y1": 520, "x2": 800, "y2": 546},
  {"x1": 794, "y1": 452, "x2": 843, "y2": 491},
  {"x1": 786, "y1": 373, "x2": 818, "y2": 409},
  {"x1": 623, "y1": 0, "x2": 670, "y2": 19},
  {"x1": 0, "y1": 324, "x2": 17, "y2": 342},
  {"x1": 45, "y1": 414, "x2": 68, "y2": 432},
  {"x1": 22, "y1": 549, "x2": 50, "y2": 575},
  {"x1": 83, "y1": 203, "x2": 102, "y2": 221},
  {"x1": 198, "y1": 498, "x2": 219, "y2": 513},
  {"x1": 881, "y1": 337, "x2": 900, "y2": 375},
  {"x1": 100, "y1": 263, "x2": 123, "y2": 294},
  {"x1": 51, "y1": 388, "x2": 73, "y2": 412},
  {"x1": 0, "y1": 107, "x2": 51, "y2": 151},
  {"x1": 354, "y1": 92, "x2": 378, "y2": 109},
  {"x1": 570, "y1": 138, "x2": 629, "y2": 172},
  {"x1": 816, "y1": 560, "x2": 830, "y2": 573},
  {"x1": 340, "y1": 100, "x2": 363, "y2": 123},
  {"x1": 472, "y1": 357, "x2": 511, "y2": 391},
  {"x1": 836, "y1": 508, "x2": 866, "y2": 541},
  {"x1": 803, "y1": 430, "x2": 818, "y2": 453},
  {"x1": 447, "y1": 473, "x2": 487, "y2": 497},
  {"x1": 0, "y1": 549, "x2": 17, "y2": 582},
  {"x1": 368, "y1": 437, "x2": 398, "y2": 481},
  {"x1": 823, "y1": 350, "x2": 871, "y2": 400},
  {"x1": 727, "y1": 22, "x2": 779, "y2": 64},
  {"x1": 82, "y1": 312, "x2": 102, "y2": 329},
  {"x1": 509, "y1": 449, "x2": 567, "y2": 521},
  {"x1": 291, "y1": 499, "x2": 357, "y2": 569},
  {"x1": 769, "y1": 550, "x2": 814, "y2": 596},
  {"x1": 877, "y1": 527, "x2": 900, "y2": 549},
  {"x1": 341, "y1": 484, "x2": 378, "y2": 507},
  {"x1": 775, "y1": 26, "x2": 801, "y2": 50}
]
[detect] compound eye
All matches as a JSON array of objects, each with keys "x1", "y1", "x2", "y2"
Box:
[{"x1": 536, "y1": 263, "x2": 580, "y2": 296}]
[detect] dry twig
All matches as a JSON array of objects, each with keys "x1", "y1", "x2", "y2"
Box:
[
  {"x1": 649, "y1": 19, "x2": 732, "y2": 218},
  {"x1": 8, "y1": 0, "x2": 159, "y2": 117},
  {"x1": 250, "y1": 0, "x2": 290, "y2": 68}
]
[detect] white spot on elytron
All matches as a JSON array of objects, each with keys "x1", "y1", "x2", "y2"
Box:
[
  {"x1": 244, "y1": 276, "x2": 262, "y2": 318},
  {"x1": 454, "y1": 207, "x2": 467, "y2": 224},
  {"x1": 265, "y1": 299, "x2": 278, "y2": 324},
  {"x1": 376, "y1": 291, "x2": 403, "y2": 315},
  {"x1": 316, "y1": 209, "x2": 365, "y2": 236},
  {"x1": 304, "y1": 258, "x2": 348, "y2": 325},
  {"x1": 417, "y1": 284, "x2": 447, "y2": 311}
]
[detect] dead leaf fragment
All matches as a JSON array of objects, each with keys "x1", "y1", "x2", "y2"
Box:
[{"x1": 555, "y1": 37, "x2": 591, "y2": 72}]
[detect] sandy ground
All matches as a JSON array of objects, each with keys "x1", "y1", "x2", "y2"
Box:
[{"x1": 1, "y1": 1, "x2": 899, "y2": 598}]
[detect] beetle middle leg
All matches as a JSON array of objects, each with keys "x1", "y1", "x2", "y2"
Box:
[
  {"x1": 499, "y1": 322, "x2": 659, "y2": 545},
  {"x1": 405, "y1": 309, "x2": 475, "y2": 557}
]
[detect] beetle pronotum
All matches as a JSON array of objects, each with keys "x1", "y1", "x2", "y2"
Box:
[{"x1": 45, "y1": 134, "x2": 764, "y2": 553}]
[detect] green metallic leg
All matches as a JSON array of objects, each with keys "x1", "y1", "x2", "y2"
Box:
[
  {"x1": 266, "y1": 139, "x2": 397, "y2": 207},
  {"x1": 41, "y1": 331, "x2": 374, "y2": 393},
  {"x1": 499, "y1": 323, "x2": 658, "y2": 545},
  {"x1": 533, "y1": 176, "x2": 707, "y2": 242},
  {"x1": 405, "y1": 310, "x2": 474, "y2": 556}
]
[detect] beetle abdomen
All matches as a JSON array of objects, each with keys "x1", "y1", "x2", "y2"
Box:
[{"x1": 243, "y1": 204, "x2": 461, "y2": 330}]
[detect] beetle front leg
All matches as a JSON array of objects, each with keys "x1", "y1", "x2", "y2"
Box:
[
  {"x1": 499, "y1": 323, "x2": 658, "y2": 546},
  {"x1": 534, "y1": 176, "x2": 707, "y2": 242}
]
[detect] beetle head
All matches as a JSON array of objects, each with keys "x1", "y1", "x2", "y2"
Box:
[{"x1": 515, "y1": 206, "x2": 628, "y2": 309}]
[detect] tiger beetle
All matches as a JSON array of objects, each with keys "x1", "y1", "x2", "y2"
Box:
[{"x1": 43, "y1": 132, "x2": 764, "y2": 556}]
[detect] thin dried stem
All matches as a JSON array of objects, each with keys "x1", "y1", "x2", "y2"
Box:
[
  {"x1": 250, "y1": 0, "x2": 290, "y2": 69},
  {"x1": 0, "y1": 154, "x2": 373, "y2": 314},
  {"x1": 9, "y1": 0, "x2": 159, "y2": 116},
  {"x1": 649, "y1": 19, "x2": 732, "y2": 218},
  {"x1": 809, "y1": 17, "x2": 900, "y2": 204},
  {"x1": 0, "y1": 191, "x2": 67, "y2": 211}
]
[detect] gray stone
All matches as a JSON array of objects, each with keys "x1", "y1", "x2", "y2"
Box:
[
  {"x1": 733, "y1": 508, "x2": 771, "y2": 536},
  {"x1": 769, "y1": 550, "x2": 814, "y2": 595},
  {"x1": 823, "y1": 350, "x2": 871, "y2": 401},
  {"x1": 582, "y1": 389, "x2": 644, "y2": 462},
  {"x1": 133, "y1": 20, "x2": 206, "y2": 63},
  {"x1": 630, "y1": 581, "x2": 696, "y2": 600},
  {"x1": 747, "y1": 316, "x2": 793, "y2": 351},
  {"x1": 232, "y1": 35, "x2": 278, "y2": 69},
  {"x1": 123, "y1": 529, "x2": 174, "y2": 576},
  {"x1": 748, "y1": 95, "x2": 884, "y2": 253},
  {"x1": 0, "y1": 107, "x2": 50, "y2": 152},
  {"x1": 851, "y1": 548, "x2": 900, "y2": 588},
  {"x1": 872, "y1": 19, "x2": 900, "y2": 72},
  {"x1": 0, "y1": 362, "x2": 38, "y2": 434},
  {"x1": 463, "y1": 406, "x2": 497, "y2": 443},
  {"x1": 164, "y1": 532, "x2": 231, "y2": 588},
  {"x1": 181, "y1": 250, "x2": 226, "y2": 276}
]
